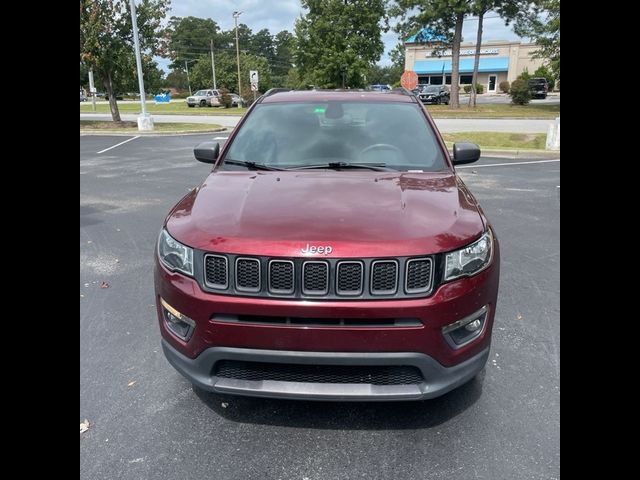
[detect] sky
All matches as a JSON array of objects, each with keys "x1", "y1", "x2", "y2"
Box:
[{"x1": 155, "y1": 0, "x2": 525, "y2": 74}]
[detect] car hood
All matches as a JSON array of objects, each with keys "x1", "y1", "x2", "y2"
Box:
[{"x1": 166, "y1": 171, "x2": 485, "y2": 257}]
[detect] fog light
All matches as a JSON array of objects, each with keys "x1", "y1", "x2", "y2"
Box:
[
  {"x1": 160, "y1": 298, "x2": 195, "y2": 341},
  {"x1": 465, "y1": 319, "x2": 482, "y2": 332},
  {"x1": 442, "y1": 306, "x2": 488, "y2": 348}
]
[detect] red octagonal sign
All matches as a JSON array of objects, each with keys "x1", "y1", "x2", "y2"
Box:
[{"x1": 401, "y1": 70, "x2": 418, "y2": 90}]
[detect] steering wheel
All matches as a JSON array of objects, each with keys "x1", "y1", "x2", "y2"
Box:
[{"x1": 358, "y1": 143, "x2": 403, "y2": 162}]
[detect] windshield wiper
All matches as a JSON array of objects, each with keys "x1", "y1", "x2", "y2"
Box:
[
  {"x1": 290, "y1": 162, "x2": 393, "y2": 172},
  {"x1": 223, "y1": 159, "x2": 284, "y2": 171}
]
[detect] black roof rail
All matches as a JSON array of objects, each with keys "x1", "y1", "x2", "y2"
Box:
[
  {"x1": 263, "y1": 88, "x2": 291, "y2": 97},
  {"x1": 391, "y1": 87, "x2": 420, "y2": 102}
]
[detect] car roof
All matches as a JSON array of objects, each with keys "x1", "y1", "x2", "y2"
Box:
[{"x1": 260, "y1": 90, "x2": 416, "y2": 104}]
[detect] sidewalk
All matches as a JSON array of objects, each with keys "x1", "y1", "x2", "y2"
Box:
[{"x1": 80, "y1": 113, "x2": 553, "y2": 133}]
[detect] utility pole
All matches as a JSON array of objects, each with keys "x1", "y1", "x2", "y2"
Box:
[
  {"x1": 233, "y1": 11, "x2": 243, "y2": 101},
  {"x1": 210, "y1": 39, "x2": 217, "y2": 90},
  {"x1": 185, "y1": 60, "x2": 192, "y2": 95},
  {"x1": 129, "y1": 0, "x2": 153, "y2": 130}
]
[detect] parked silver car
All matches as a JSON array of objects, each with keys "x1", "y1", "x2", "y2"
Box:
[
  {"x1": 186, "y1": 89, "x2": 221, "y2": 107},
  {"x1": 229, "y1": 93, "x2": 246, "y2": 107}
]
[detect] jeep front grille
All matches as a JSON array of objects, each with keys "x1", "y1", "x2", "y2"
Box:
[{"x1": 200, "y1": 253, "x2": 435, "y2": 300}]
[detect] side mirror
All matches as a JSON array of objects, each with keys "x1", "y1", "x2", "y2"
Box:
[
  {"x1": 452, "y1": 142, "x2": 481, "y2": 165},
  {"x1": 194, "y1": 142, "x2": 220, "y2": 164}
]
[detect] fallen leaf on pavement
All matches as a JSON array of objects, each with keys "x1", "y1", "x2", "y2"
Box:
[
  {"x1": 127, "y1": 381, "x2": 136, "y2": 387},
  {"x1": 80, "y1": 419, "x2": 90, "y2": 434},
  {"x1": 100, "y1": 281, "x2": 110, "y2": 289},
  {"x1": 516, "y1": 314, "x2": 522, "y2": 320}
]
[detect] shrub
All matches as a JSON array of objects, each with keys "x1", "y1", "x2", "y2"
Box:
[
  {"x1": 218, "y1": 88, "x2": 233, "y2": 108},
  {"x1": 499, "y1": 81, "x2": 510, "y2": 93},
  {"x1": 509, "y1": 79, "x2": 531, "y2": 105},
  {"x1": 517, "y1": 67, "x2": 531, "y2": 81},
  {"x1": 463, "y1": 84, "x2": 484, "y2": 94}
]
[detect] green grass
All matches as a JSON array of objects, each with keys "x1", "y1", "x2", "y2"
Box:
[
  {"x1": 80, "y1": 101, "x2": 246, "y2": 116},
  {"x1": 441, "y1": 132, "x2": 547, "y2": 150},
  {"x1": 80, "y1": 120, "x2": 224, "y2": 133},
  {"x1": 425, "y1": 103, "x2": 559, "y2": 118}
]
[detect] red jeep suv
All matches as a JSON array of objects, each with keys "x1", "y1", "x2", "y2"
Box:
[{"x1": 155, "y1": 89, "x2": 500, "y2": 401}]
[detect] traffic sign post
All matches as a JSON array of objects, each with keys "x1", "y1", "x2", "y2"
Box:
[{"x1": 400, "y1": 70, "x2": 418, "y2": 91}]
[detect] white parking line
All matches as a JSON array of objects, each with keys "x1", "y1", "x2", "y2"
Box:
[
  {"x1": 96, "y1": 136, "x2": 140, "y2": 154},
  {"x1": 213, "y1": 136, "x2": 228, "y2": 140},
  {"x1": 457, "y1": 159, "x2": 560, "y2": 169}
]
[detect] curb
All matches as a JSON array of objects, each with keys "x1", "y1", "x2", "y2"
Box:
[
  {"x1": 80, "y1": 127, "x2": 230, "y2": 137},
  {"x1": 449, "y1": 148, "x2": 559, "y2": 159}
]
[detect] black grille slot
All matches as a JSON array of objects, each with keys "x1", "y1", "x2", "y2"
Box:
[
  {"x1": 215, "y1": 360, "x2": 424, "y2": 385},
  {"x1": 303, "y1": 261, "x2": 329, "y2": 294},
  {"x1": 214, "y1": 314, "x2": 422, "y2": 327},
  {"x1": 336, "y1": 262, "x2": 363, "y2": 295},
  {"x1": 371, "y1": 261, "x2": 398, "y2": 294},
  {"x1": 204, "y1": 255, "x2": 228, "y2": 289},
  {"x1": 406, "y1": 258, "x2": 433, "y2": 293},
  {"x1": 235, "y1": 258, "x2": 261, "y2": 292},
  {"x1": 269, "y1": 260, "x2": 294, "y2": 294}
]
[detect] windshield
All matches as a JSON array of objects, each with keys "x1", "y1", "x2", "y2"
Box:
[
  {"x1": 194, "y1": 90, "x2": 208, "y2": 96},
  {"x1": 423, "y1": 86, "x2": 441, "y2": 93},
  {"x1": 223, "y1": 101, "x2": 448, "y2": 171},
  {"x1": 528, "y1": 80, "x2": 546, "y2": 86}
]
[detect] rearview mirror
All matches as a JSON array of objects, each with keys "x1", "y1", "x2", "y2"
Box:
[
  {"x1": 194, "y1": 142, "x2": 220, "y2": 164},
  {"x1": 452, "y1": 142, "x2": 481, "y2": 165}
]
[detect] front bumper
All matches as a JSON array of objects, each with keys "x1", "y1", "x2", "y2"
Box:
[{"x1": 162, "y1": 338, "x2": 489, "y2": 401}]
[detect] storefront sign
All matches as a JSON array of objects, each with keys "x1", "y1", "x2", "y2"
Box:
[{"x1": 426, "y1": 48, "x2": 499, "y2": 57}]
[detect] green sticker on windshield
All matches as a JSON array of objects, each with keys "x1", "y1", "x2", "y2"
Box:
[{"x1": 313, "y1": 107, "x2": 326, "y2": 113}]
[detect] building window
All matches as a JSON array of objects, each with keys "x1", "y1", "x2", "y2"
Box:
[
  {"x1": 460, "y1": 75, "x2": 473, "y2": 84},
  {"x1": 445, "y1": 75, "x2": 452, "y2": 85},
  {"x1": 418, "y1": 76, "x2": 429, "y2": 85},
  {"x1": 430, "y1": 76, "x2": 443, "y2": 85}
]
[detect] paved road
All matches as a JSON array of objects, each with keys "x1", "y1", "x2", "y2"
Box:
[
  {"x1": 81, "y1": 133, "x2": 559, "y2": 480},
  {"x1": 80, "y1": 113, "x2": 553, "y2": 133}
]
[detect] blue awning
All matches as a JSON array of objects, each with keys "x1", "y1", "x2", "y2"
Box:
[{"x1": 413, "y1": 57, "x2": 509, "y2": 74}]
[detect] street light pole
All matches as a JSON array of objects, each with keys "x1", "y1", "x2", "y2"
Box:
[
  {"x1": 185, "y1": 60, "x2": 192, "y2": 95},
  {"x1": 210, "y1": 39, "x2": 217, "y2": 90},
  {"x1": 233, "y1": 11, "x2": 243, "y2": 102},
  {"x1": 129, "y1": 0, "x2": 153, "y2": 130}
]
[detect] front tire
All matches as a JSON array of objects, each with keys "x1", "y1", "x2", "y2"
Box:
[
  {"x1": 188, "y1": 104, "x2": 195, "y2": 108},
  {"x1": 200, "y1": 100, "x2": 206, "y2": 107}
]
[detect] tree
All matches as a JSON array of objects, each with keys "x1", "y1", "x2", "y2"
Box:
[
  {"x1": 251, "y1": 29, "x2": 276, "y2": 62},
  {"x1": 295, "y1": 0, "x2": 388, "y2": 89},
  {"x1": 392, "y1": 0, "x2": 474, "y2": 109},
  {"x1": 189, "y1": 52, "x2": 272, "y2": 94},
  {"x1": 162, "y1": 16, "x2": 220, "y2": 70},
  {"x1": 514, "y1": 0, "x2": 559, "y2": 81},
  {"x1": 273, "y1": 30, "x2": 296, "y2": 77},
  {"x1": 467, "y1": 1, "x2": 531, "y2": 107},
  {"x1": 533, "y1": 64, "x2": 555, "y2": 90},
  {"x1": 80, "y1": 0, "x2": 169, "y2": 121}
]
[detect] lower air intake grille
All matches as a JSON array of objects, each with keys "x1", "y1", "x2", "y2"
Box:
[{"x1": 214, "y1": 360, "x2": 424, "y2": 385}]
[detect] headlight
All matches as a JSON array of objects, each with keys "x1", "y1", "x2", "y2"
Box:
[
  {"x1": 444, "y1": 230, "x2": 493, "y2": 281},
  {"x1": 157, "y1": 229, "x2": 193, "y2": 276}
]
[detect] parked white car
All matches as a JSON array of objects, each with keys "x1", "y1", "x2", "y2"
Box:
[{"x1": 186, "y1": 89, "x2": 221, "y2": 107}]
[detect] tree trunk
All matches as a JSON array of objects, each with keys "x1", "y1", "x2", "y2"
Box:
[
  {"x1": 449, "y1": 12, "x2": 464, "y2": 109},
  {"x1": 103, "y1": 70, "x2": 121, "y2": 122},
  {"x1": 469, "y1": 11, "x2": 484, "y2": 108}
]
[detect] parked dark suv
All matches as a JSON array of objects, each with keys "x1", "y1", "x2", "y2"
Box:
[
  {"x1": 528, "y1": 78, "x2": 548, "y2": 99},
  {"x1": 418, "y1": 85, "x2": 450, "y2": 105},
  {"x1": 155, "y1": 89, "x2": 500, "y2": 401}
]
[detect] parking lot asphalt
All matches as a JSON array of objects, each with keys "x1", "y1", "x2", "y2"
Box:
[{"x1": 80, "y1": 133, "x2": 559, "y2": 480}]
